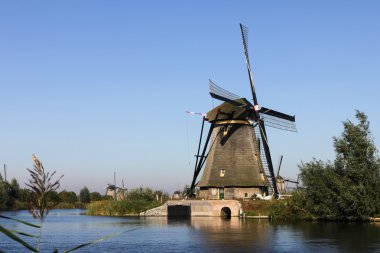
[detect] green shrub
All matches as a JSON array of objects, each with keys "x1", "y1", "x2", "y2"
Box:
[
  {"x1": 87, "y1": 199, "x2": 162, "y2": 216},
  {"x1": 296, "y1": 111, "x2": 380, "y2": 221}
]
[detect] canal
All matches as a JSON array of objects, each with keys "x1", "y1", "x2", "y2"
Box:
[{"x1": 1, "y1": 209, "x2": 380, "y2": 252}]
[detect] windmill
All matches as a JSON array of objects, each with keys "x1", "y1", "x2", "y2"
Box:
[
  {"x1": 190, "y1": 24, "x2": 296, "y2": 199},
  {"x1": 106, "y1": 172, "x2": 127, "y2": 201},
  {"x1": 275, "y1": 156, "x2": 299, "y2": 194}
]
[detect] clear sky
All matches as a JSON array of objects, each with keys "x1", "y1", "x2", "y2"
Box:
[{"x1": 1, "y1": 1, "x2": 379, "y2": 194}]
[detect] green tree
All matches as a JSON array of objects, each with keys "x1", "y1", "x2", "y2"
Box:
[
  {"x1": 90, "y1": 192, "x2": 102, "y2": 202},
  {"x1": 0, "y1": 174, "x2": 8, "y2": 210},
  {"x1": 59, "y1": 191, "x2": 78, "y2": 204},
  {"x1": 79, "y1": 187, "x2": 91, "y2": 203},
  {"x1": 127, "y1": 187, "x2": 155, "y2": 201},
  {"x1": 299, "y1": 111, "x2": 380, "y2": 220},
  {"x1": 4, "y1": 178, "x2": 21, "y2": 209},
  {"x1": 182, "y1": 185, "x2": 193, "y2": 199},
  {"x1": 45, "y1": 191, "x2": 60, "y2": 206},
  {"x1": 299, "y1": 159, "x2": 346, "y2": 219},
  {"x1": 18, "y1": 188, "x2": 29, "y2": 203},
  {"x1": 333, "y1": 111, "x2": 380, "y2": 218}
]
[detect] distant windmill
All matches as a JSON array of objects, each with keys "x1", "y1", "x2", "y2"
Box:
[
  {"x1": 118, "y1": 179, "x2": 127, "y2": 200},
  {"x1": 106, "y1": 172, "x2": 127, "y2": 201},
  {"x1": 275, "y1": 155, "x2": 299, "y2": 194}
]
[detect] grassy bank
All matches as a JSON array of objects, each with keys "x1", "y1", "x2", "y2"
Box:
[
  {"x1": 242, "y1": 198, "x2": 313, "y2": 220},
  {"x1": 55, "y1": 202, "x2": 86, "y2": 209},
  {"x1": 241, "y1": 200, "x2": 272, "y2": 216},
  {"x1": 242, "y1": 198, "x2": 380, "y2": 221},
  {"x1": 86, "y1": 199, "x2": 163, "y2": 216}
]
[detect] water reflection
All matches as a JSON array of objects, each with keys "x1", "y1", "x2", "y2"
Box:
[
  {"x1": 280, "y1": 221, "x2": 380, "y2": 252},
  {"x1": 190, "y1": 217, "x2": 271, "y2": 252},
  {"x1": 1, "y1": 210, "x2": 380, "y2": 252}
]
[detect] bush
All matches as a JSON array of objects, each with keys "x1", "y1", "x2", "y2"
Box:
[
  {"x1": 87, "y1": 199, "x2": 162, "y2": 216},
  {"x1": 269, "y1": 190, "x2": 314, "y2": 221},
  {"x1": 59, "y1": 191, "x2": 78, "y2": 204},
  {"x1": 127, "y1": 187, "x2": 155, "y2": 201},
  {"x1": 90, "y1": 192, "x2": 103, "y2": 202},
  {"x1": 297, "y1": 111, "x2": 380, "y2": 220}
]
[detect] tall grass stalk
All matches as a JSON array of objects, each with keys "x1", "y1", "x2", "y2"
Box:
[
  {"x1": 26, "y1": 154, "x2": 63, "y2": 251},
  {"x1": 0, "y1": 154, "x2": 136, "y2": 252}
]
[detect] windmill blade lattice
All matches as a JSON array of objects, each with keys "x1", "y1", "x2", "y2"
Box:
[
  {"x1": 240, "y1": 24, "x2": 249, "y2": 55},
  {"x1": 209, "y1": 79, "x2": 241, "y2": 101},
  {"x1": 260, "y1": 113, "x2": 297, "y2": 132},
  {"x1": 240, "y1": 23, "x2": 258, "y2": 105}
]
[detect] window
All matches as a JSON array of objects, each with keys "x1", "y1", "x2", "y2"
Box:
[
  {"x1": 220, "y1": 169, "x2": 225, "y2": 177},
  {"x1": 244, "y1": 192, "x2": 248, "y2": 198}
]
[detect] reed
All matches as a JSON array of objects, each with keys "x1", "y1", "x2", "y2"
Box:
[
  {"x1": 87, "y1": 199, "x2": 162, "y2": 216},
  {"x1": 0, "y1": 154, "x2": 136, "y2": 252},
  {"x1": 26, "y1": 154, "x2": 63, "y2": 223}
]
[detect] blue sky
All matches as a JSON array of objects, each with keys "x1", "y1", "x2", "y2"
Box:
[{"x1": 1, "y1": 1, "x2": 379, "y2": 194}]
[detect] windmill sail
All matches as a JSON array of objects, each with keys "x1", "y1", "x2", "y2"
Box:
[
  {"x1": 240, "y1": 23, "x2": 258, "y2": 105},
  {"x1": 260, "y1": 113, "x2": 297, "y2": 132},
  {"x1": 209, "y1": 80, "x2": 240, "y2": 101},
  {"x1": 190, "y1": 24, "x2": 296, "y2": 200},
  {"x1": 209, "y1": 81, "x2": 296, "y2": 132}
]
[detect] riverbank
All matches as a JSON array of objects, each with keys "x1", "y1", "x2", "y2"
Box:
[
  {"x1": 86, "y1": 199, "x2": 163, "y2": 216},
  {"x1": 88, "y1": 199, "x2": 263, "y2": 217},
  {"x1": 86, "y1": 198, "x2": 380, "y2": 221},
  {"x1": 241, "y1": 199, "x2": 272, "y2": 216}
]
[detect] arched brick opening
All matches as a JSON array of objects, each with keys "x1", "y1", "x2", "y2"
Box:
[{"x1": 221, "y1": 207, "x2": 231, "y2": 218}]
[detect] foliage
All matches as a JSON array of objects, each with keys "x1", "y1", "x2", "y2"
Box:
[
  {"x1": 5, "y1": 179, "x2": 21, "y2": 207},
  {"x1": 127, "y1": 187, "x2": 162, "y2": 201},
  {"x1": 12, "y1": 200, "x2": 28, "y2": 210},
  {"x1": 46, "y1": 191, "x2": 60, "y2": 204},
  {"x1": 297, "y1": 111, "x2": 380, "y2": 220},
  {"x1": 0, "y1": 176, "x2": 30, "y2": 211},
  {"x1": 58, "y1": 191, "x2": 78, "y2": 204},
  {"x1": 0, "y1": 155, "x2": 127, "y2": 252},
  {"x1": 87, "y1": 187, "x2": 168, "y2": 216},
  {"x1": 182, "y1": 185, "x2": 193, "y2": 199},
  {"x1": 241, "y1": 199, "x2": 271, "y2": 216},
  {"x1": 2, "y1": 178, "x2": 21, "y2": 209},
  {"x1": 25, "y1": 158, "x2": 63, "y2": 222},
  {"x1": 269, "y1": 190, "x2": 314, "y2": 220},
  {"x1": 0, "y1": 174, "x2": 8, "y2": 210},
  {"x1": 79, "y1": 187, "x2": 91, "y2": 203},
  {"x1": 87, "y1": 199, "x2": 162, "y2": 216},
  {"x1": 55, "y1": 201, "x2": 86, "y2": 209},
  {"x1": 90, "y1": 192, "x2": 102, "y2": 202},
  {"x1": 0, "y1": 154, "x2": 63, "y2": 252}
]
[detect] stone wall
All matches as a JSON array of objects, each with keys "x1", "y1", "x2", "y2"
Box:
[
  {"x1": 199, "y1": 187, "x2": 263, "y2": 200},
  {"x1": 140, "y1": 200, "x2": 242, "y2": 217},
  {"x1": 140, "y1": 203, "x2": 167, "y2": 216}
]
